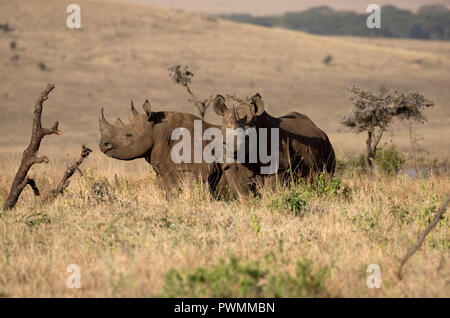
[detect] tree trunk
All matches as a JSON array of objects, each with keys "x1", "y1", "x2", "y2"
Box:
[{"x1": 366, "y1": 130, "x2": 374, "y2": 167}]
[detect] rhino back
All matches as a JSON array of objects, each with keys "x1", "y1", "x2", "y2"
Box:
[{"x1": 278, "y1": 112, "x2": 329, "y2": 141}]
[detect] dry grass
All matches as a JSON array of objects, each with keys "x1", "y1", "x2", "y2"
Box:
[{"x1": 0, "y1": 151, "x2": 448, "y2": 297}]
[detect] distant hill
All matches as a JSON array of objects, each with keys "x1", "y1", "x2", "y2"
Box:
[
  {"x1": 0, "y1": 0, "x2": 449, "y2": 158},
  {"x1": 132, "y1": 0, "x2": 450, "y2": 16},
  {"x1": 220, "y1": 4, "x2": 450, "y2": 40}
]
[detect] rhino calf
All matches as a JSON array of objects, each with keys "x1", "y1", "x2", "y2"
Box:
[{"x1": 213, "y1": 93, "x2": 336, "y2": 191}]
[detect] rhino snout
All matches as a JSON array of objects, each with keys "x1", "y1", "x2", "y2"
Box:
[{"x1": 99, "y1": 140, "x2": 113, "y2": 153}]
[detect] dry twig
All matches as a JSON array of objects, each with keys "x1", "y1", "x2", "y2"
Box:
[
  {"x1": 397, "y1": 195, "x2": 450, "y2": 279},
  {"x1": 52, "y1": 145, "x2": 92, "y2": 198},
  {"x1": 168, "y1": 64, "x2": 212, "y2": 120}
]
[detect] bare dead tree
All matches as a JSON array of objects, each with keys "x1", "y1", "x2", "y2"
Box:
[
  {"x1": 50, "y1": 145, "x2": 92, "y2": 199},
  {"x1": 341, "y1": 87, "x2": 434, "y2": 167},
  {"x1": 397, "y1": 195, "x2": 450, "y2": 279},
  {"x1": 168, "y1": 64, "x2": 212, "y2": 120},
  {"x1": 2, "y1": 83, "x2": 61, "y2": 211},
  {"x1": 2, "y1": 84, "x2": 93, "y2": 211}
]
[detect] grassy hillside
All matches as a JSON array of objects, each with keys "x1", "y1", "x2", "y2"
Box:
[
  {"x1": 221, "y1": 5, "x2": 450, "y2": 40},
  {"x1": 1, "y1": 0, "x2": 449, "y2": 161}
]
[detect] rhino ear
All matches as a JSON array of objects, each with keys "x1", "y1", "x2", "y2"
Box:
[
  {"x1": 213, "y1": 95, "x2": 227, "y2": 116},
  {"x1": 251, "y1": 93, "x2": 264, "y2": 116},
  {"x1": 143, "y1": 99, "x2": 152, "y2": 120},
  {"x1": 130, "y1": 99, "x2": 140, "y2": 119}
]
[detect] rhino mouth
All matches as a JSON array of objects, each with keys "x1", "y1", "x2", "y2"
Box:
[{"x1": 99, "y1": 142, "x2": 114, "y2": 154}]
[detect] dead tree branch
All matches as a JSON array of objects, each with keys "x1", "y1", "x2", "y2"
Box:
[
  {"x1": 168, "y1": 64, "x2": 212, "y2": 120},
  {"x1": 397, "y1": 195, "x2": 450, "y2": 279},
  {"x1": 52, "y1": 145, "x2": 92, "y2": 198},
  {"x1": 2, "y1": 83, "x2": 61, "y2": 211}
]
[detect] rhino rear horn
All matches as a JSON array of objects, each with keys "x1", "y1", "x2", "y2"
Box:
[
  {"x1": 213, "y1": 95, "x2": 227, "y2": 116},
  {"x1": 114, "y1": 117, "x2": 125, "y2": 127}
]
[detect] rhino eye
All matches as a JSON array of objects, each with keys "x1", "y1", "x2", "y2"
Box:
[{"x1": 125, "y1": 133, "x2": 133, "y2": 138}]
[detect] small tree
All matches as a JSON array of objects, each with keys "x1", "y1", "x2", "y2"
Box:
[
  {"x1": 341, "y1": 87, "x2": 434, "y2": 167},
  {"x1": 168, "y1": 64, "x2": 212, "y2": 120},
  {"x1": 323, "y1": 54, "x2": 333, "y2": 65}
]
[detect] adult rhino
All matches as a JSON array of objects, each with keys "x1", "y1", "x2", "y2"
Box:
[
  {"x1": 213, "y1": 93, "x2": 336, "y2": 191},
  {"x1": 99, "y1": 99, "x2": 229, "y2": 196}
]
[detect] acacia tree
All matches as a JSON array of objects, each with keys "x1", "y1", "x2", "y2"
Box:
[{"x1": 341, "y1": 87, "x2": 434, "y2": 167}]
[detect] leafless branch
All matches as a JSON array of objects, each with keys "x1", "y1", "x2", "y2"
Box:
[
  {"x1": 52, "y1": 145, "x2": 92, "y2": 197},
  {"x1": 168, "y1": 64, "x2": 213, "y2": 120},
  {"x1": 397, "y1": 195, "x2": 450, "y2": 279}
]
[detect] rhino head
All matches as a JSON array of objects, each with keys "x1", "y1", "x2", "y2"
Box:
[
  {"x1": 99, "y1": 100, "x2": 155, "y2": 160},
  {"x1": 213, "y1": 93, "x2": 265, "y2": 156}
]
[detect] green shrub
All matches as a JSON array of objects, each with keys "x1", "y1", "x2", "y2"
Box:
[
  {"x1": 389, "y1": 204, "x2": 410, "y2": 224},
  {"x1": 336, "y1": 153, "x2": 367, "y2": 175},
  {"x1": 249, "y1": 214, "x2": 261, "y2": 234},
  {"x1": 265, "y1": 259, "x2": 330, "y2": 297},
  {"x1": 160, "y1": 255, "x2": 329, "y2": 297},
  {"x1": 269, "y1": 186, "x2": 307, "y2": 216},
  {"x1": 414, "y1": 204, "x2": 447, "y2": 228},
  {"x1": 161, "y1": 255, "x2": 265, "y2": 297},
  {"x1": 416, "y1": 205, "x2": 436, "y2": 225},
  {"x1": 352, "y1": 210, "x2": 378, "y2": 231},
  {"x1": 269, "y1": 175, "x2": 349, "y2": 215},
  {"x1": 309, "y1": 174, "x2": 342, "y2": 197},
  {"x1": 338, "y1": 146, "x2": 405, "y2": 176},
  {"x1": 374, "y1": 145, "x2": 405, "y2": 175},
  {"x1": 25, "y1": 213, "x2": 51, "y2": 228}
]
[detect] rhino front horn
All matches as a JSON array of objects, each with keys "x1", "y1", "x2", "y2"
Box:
[{"x1": 99, "y1": 108, "x2": 112, "y2": 133}]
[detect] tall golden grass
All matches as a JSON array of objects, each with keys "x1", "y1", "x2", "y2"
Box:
[{"x1": 0, "y1": 152, "x2": 448, "y2": 297}]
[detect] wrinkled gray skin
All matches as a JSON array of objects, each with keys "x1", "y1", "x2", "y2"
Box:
[
  {"x1": 213, "y1": 93, "x2": 336, "y2": 194},
  {"x1": 99, "y1": 100, "x2": 230, "y2": 196}
]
